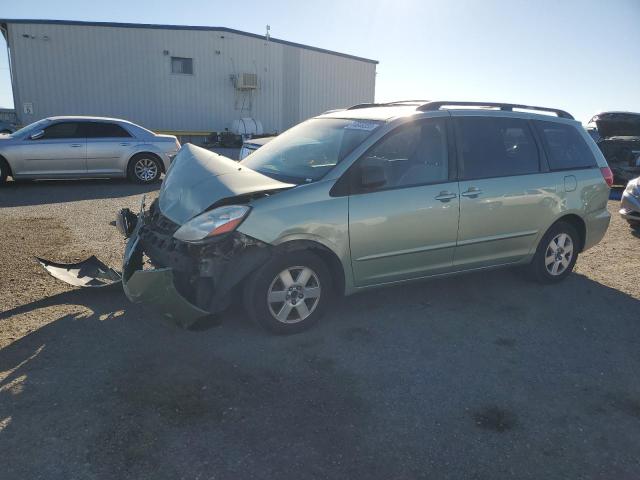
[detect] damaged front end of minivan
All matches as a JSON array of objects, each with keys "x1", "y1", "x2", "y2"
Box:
[
  {"x1": 39, "y1": 144, "x2": 294, "y2": 327},
  {"x1": 119, "y1": 200, "x2": 273, "y2": 327}
]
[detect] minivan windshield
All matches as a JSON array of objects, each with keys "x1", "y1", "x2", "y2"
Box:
[
  {"x1": 241, "y1": 118, "x2": 383, "y2": 183},
  {"x1": 11, "y1": 119, "x2": 51, "y2": 138}
]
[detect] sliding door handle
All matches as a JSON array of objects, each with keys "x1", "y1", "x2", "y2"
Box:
[
  {"x1": 435, "y1": 191, "x2": 457, "y2": 202},
  {"x1": 461, "y1": 187, "x2": 482, "y2": 198}
]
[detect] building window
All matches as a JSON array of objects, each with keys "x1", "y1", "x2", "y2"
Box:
[{"x1": 171, "y1": 57, "x2": 193, "y2": 75}]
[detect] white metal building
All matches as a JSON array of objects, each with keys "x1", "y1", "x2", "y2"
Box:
[{"x1": 0, "y1": 19, "x2": 377, "y2": 134}]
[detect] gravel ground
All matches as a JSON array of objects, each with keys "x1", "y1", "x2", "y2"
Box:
[{"x1": 1, "y1": 179, "x2": 639, "y2": 480}]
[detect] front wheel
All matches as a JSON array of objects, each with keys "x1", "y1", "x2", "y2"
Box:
[
  {"x1": 127, "y1": 154, "x2": 162, "y2": 184},
  {"x1": 244, "y1": 251, "x2": 332, "y2": 334},
  {"x1": 528, "y1": 222, "x2": 579, "y2": 284}
]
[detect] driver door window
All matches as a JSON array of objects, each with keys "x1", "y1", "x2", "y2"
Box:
[
  {"x1": 39, "y1": 122, "x2": 82, "y2": 139},
  {"x1": 354, "y1": 119, "x2": 449, "y2": 192}
]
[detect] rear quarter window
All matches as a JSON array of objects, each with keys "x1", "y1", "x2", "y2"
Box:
[{"x1": 534, "y1": 121, "x2": 597, "y2": 170}]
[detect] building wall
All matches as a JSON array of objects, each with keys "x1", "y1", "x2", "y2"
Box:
[{"x1": 5, "y1": 22, "x2": 376, "y2": 133}]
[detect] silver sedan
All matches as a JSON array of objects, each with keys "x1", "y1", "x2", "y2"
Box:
[
  {"x1": 620, "y1": 176, "x2": 640, "y2": 229},
  {"x1": 0, "y1": 116, "x2": 180, "y2": 184}
]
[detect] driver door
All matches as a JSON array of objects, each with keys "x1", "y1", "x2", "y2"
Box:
[
  {"x1": 17, "y1": 121, "x2": 87, "y2": 176},
  {"x1": 348, "y1": 116, "x2": 460, "y2": 286}
]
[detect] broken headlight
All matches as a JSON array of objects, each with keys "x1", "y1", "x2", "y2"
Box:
[{"x1": 173, "y1": 205, "x2": 251, "y2": 243}]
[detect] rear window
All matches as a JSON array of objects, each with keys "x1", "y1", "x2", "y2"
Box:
[
  {"x1": 455, "y1": 117, "x2": 540, "y2": 180},
  {"x1": 534, "y1": 121, "x2": 597, "y2": 170},
  {"x1": 81, "y1": 122, "x2": 131, "y2": 138}
]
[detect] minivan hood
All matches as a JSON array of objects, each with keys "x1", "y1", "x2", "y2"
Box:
[{"x1": 159, "y1": 144, "x2": 293, "y2": 224}]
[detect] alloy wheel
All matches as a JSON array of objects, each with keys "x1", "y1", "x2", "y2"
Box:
[
  {"x1": 134, "y1": 158, "x2": 158, "y2": 182},
  {"x1": 267, "y1": 266, "x2": 321, "y2": 323},
  {"x1": 544, "y1": 233, "x2": 574, "y2": 276}
]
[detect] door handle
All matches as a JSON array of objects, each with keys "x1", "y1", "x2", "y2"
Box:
[
  {"x1": 120, "y1": 143, "x2": 130, "y2": 146},
  {"x1": 434, "y1": 191, "x2": 457, "y2": 202},
  {"x1": 70, "y1": 143, "x2": 82, "y2": 147},
  {"x1": 461, "y1": 187, "x2": 482, "y2": 198}
]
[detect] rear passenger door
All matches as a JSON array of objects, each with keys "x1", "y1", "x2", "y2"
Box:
[
  {"x1": 453, "y1": 114, "x2": 557, "y2": 269},
  {"x1": 348, "y1": 116, "x2": 460, "y2": 286},
  {"x1": 82, "y1": 122, "x2": 134, "y2": 175}
]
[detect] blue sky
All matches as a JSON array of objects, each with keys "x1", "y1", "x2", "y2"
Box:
[{"x1": 1, "y1": 0, "x2": 639, "y2": 123}]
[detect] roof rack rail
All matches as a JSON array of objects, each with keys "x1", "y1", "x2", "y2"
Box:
[
  {"x1": 417, "y1": 101, "x2": 574, "y2": 120},
  {"x1": 346, "y1": 103, "x2": 384, "y2": 110},
  {"x1": 346, "y1": 100, "x2": 432, "y2": 110},
  {"x1": 384, "y1": 99, "x2": 431, "y2": 105}
]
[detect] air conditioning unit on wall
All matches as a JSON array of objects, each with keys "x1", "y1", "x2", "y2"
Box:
[{"x1": 234, "y1": 73, "x2": 258, "y2": 90}]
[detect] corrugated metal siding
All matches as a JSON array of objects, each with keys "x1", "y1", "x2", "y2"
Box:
[
  {"x1": 298, "y1": 50, "x2": 376, "y2": 123},
  {"x1": 7, "y1": 22, "x2": 375, "y2": 133}
]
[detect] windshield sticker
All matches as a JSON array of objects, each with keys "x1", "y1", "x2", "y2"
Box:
[{"x1": 344, "y1": 121, "x2": 380, "y2": 131}]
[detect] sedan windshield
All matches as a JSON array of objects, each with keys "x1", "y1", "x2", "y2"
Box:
[
  {"x1": 240, "y1": 118, "x2": 383, "y2": 183},
  {"x1": 11, "y1": 119, "x2": 51, "y2": 138}
]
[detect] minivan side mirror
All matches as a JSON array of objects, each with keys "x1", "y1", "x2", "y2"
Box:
[
  {"x1": 358, "y1": 157, "x2": 387, "y2": 189},
  {"x1": 30, "y1": 130, "x2": 45, "y2": 140}
]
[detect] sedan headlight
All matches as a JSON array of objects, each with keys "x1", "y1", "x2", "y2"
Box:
[
  {"x1": 625, "y1": 179, "x2": 640, "y2": 199},
  {"x1": 173, "y1": 205, "x2": 251, "y2": 242}
]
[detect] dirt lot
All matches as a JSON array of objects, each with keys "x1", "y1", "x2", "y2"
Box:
[{"x1": 1, "y1": 179, "x2": 639, "y2": 479}]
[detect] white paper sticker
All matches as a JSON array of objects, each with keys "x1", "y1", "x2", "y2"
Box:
[{"x1": 344, "y1": 121, "x2": 380, "y2": 131}]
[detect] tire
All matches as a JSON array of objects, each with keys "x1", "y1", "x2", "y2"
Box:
[
  {"x1": 244, "y1": 251, "x2": 332, "y2": 334},
  {"x1": 628, "y1": 220, "x2": 640, "y2": 231},
  {"x1": 0, "y1": 157, "x2": 9, "y2": 184},
  {"x1": 127, "y1": 154, "x2": 162, "y2": 184},
  {"x1": 528, "y1": 221, "x2": 579, "y2": 284}
]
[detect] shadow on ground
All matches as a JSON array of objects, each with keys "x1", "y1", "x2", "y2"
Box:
[
  {"x1": 2, "y1": 270, "x2": 640, "y2": 479},
  {"x1": 0, "y1": 179, "x2": 159, "y2": 208}
]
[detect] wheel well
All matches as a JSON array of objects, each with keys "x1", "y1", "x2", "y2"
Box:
[
  {"x1": 554, "y1": 214, "x2": 586, "y2": 252},
  {"x1": 0, "y1": 154, "x2": 12, "y2": 177},
  {"x1": 129, "y1": 152, "x2": 165, "y2": 173},
  {"x1": 276, "y1": 240, "x2": 346, "y2": 296}
]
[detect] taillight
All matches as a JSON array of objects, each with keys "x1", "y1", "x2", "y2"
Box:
[{"x1": 600, "y1": 167, "x2": 613, "y2": 187}]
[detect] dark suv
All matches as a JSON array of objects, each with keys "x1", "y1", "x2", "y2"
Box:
[{"x1": 587, "y1": 111, "x2": 640, "y2": 185}]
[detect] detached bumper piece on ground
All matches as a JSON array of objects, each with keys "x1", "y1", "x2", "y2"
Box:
[{"x1": 36, "y1": 256, "x2": 122, "y2": 288}]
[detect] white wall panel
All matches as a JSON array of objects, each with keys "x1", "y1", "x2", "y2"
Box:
[{"x1": 6, "y1": 22, "x2": 376, "y2": 133}]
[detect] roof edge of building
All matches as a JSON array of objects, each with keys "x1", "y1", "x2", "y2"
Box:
[{"x1": 0, "y1": 18, "x2": 379, "y2": 64}]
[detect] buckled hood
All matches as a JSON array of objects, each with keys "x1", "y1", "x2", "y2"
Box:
[{"x1": 159, "y1": 144, "x2": 294, "y2": 224}]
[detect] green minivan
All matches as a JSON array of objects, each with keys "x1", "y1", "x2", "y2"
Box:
[{"x1": 117, "y1": 101, "x2": 612, "y2": 333}]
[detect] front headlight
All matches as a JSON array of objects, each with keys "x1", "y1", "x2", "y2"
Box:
[
  {"x1": 173, "y1": 205, "x2": 251, "y2": 242},
  {"x1": 625, "y1": 179, "x2": 640, "y2": 199}
]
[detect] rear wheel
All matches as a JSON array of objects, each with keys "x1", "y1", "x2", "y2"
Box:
[
  {"x1": 0, "y1": 157, "x2": 9, "y2": 184},
  {"x1": 244, "y1": 251, "x2": 332, "y2": 334},
  {"x1": 528, "y1": 222, "x2": 579, "y2": 284},
  {"x1": 127, "y1": 154, "x2": 162, "y2": 184}
]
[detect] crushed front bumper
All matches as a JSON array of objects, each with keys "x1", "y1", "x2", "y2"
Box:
[
  {"x1": 120, "y1": 207, "x2": 271, "y2": 328},
  {"x1": 121, "y1": 233, "x2": 210, "y2": 328}
]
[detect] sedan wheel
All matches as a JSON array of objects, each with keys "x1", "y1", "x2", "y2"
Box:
[{"x1": 134, "y1": 158, "x2": 159, "y2": 182}]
